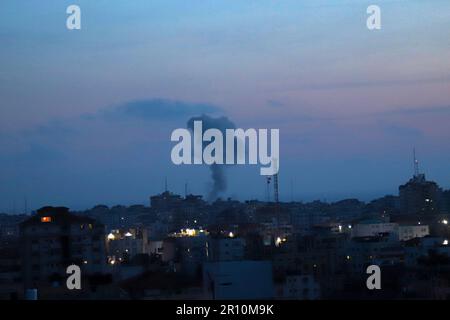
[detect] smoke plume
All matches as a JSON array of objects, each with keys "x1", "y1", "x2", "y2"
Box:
[{"x1": 187, "y1": 114, "x2": 236, "y2": 201}]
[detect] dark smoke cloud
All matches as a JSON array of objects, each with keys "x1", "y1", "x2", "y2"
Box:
[{"x1": 187, "y1": 114, "x2": 236, "y2": 201}]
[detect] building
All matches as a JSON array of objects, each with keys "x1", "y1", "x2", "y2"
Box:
[
  {"x1": 404, "y1": 236, "x2": 448, "y2": 267},
  {"x1": 206, "y1": 236, "x2": 245, "y2": 262},
  {"x1": 345, "y1": 233, "x2": 403, "y2": 275},
  {"x1": 150, "y1": 191, "x2": 183, "y2": 212},
  {"x1": 272, "y1": 231, "x2": 346, "y2": 296},
  {"x1": 399, "y1": 173, "x2": 442, "y2": 215},
  {"x1": 328, "y1": 199, "x2": 365, "y2": 221},
  {"x1": 203, "y1": 260, "x2": 274, "y2": 299},
  {"x1": 289, "y1": 203, "x2": 329, "y2": 235},
  {"x1": 106, "y1": 228, "x2": 148, "y2": 264},
  {"x1": 279, "y1": 275, "x2": 320, "y2": 300},
  {"x1": 0, "y1": 214, "x2": 26, "y2": 239},
  {"x1": 162, "y1": 228, "x2": 209, "y2": 276},
  {"x1": 351, "y1": 220, "x2": 398, "y2": 238},
  {"x1": 0, "y1": 243, "x2": 22, "y2": 299},
  {"x1": 20, "y1": 206, "x2": 107, "y2": 289},
  {"x1": 398, "y1": 225, "x2": 430, "y2": 241}
]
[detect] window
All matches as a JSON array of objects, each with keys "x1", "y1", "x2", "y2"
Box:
[{"x1": 41, "y1": 216, "x2": 52, "y2": 223}]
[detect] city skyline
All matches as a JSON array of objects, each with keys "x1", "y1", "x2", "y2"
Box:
[{"x1": 1, "y1": 155, "x2": 448, "y2": 213}]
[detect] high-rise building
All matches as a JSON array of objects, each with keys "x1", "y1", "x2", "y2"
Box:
[
  {"x1": 206, "y1": 236, "x2": 245, "y2": 262},
  {"x1": 106, "y1": 228, "x2": 148, "y2": 263},
  {"x1": 20, "y1": 206, "x2": 107, "y2": 289},
  {"x1": 399, "y1": 174, "x2": 442, "y2": 215},
  {"x1": 150, "y1": 191, "x2": 183, "y2": 212}
]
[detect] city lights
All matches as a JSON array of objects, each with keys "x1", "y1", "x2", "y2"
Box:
[
  {"x1": 178, "y1": 228, "x2": 197, "y2": 237},
  {"x1": 275, "y1": 237, "x2": 282, "y2": 247},
  {"x1": 2, "y1": 0, "x2": 450, "y2": 304}
]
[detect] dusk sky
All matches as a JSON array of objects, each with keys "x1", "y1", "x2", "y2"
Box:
[{"x1": 1, "y1": 0, "x2": 450, "y2": 211}]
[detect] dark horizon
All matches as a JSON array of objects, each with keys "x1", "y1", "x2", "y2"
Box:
[{"x1": 2, "y1": 167, "x2": 448, "y2": 214}]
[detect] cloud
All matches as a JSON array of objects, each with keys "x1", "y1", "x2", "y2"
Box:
[
  {"x1": 101, "y1": 99, "x2": 221, "y2": 121},
  {"x1": 0, "y1": 98, "x2": 223, "y2": 164},
  {"x1": 380, "y1": 123, "x2": 423, "y2": 139},
  {"x1": 295, "y1": 76, "x2": 450, "y2": 91},
  {"x1": 383, "y1": 105, "x2": 450, "y2": 116},
  {"x1": 267, "y1": 99, "x2": 285, "y2": 108}
]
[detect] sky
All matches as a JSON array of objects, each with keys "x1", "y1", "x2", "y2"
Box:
[{"x1": 1, "y1": 0, "x2": 450, "y2": 212}]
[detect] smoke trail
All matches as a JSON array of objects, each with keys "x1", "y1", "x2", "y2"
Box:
[
  {"x1": 187, "y1": 114, "x2": 236, "y2": 201},
  {"x1": 208, "y1": 164, "x2": 226, "y2": 201}
]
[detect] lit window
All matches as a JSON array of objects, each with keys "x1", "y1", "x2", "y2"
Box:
[{"x1": 41, "y1": 216, "x2": 52, "y2": 223}]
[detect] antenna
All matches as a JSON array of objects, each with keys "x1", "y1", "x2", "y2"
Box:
[
  {"x1": 274, "y1": 174, "x2": 279, "y2": 203},
  {"x1": 272, "y1": 158, "x2": 280, "y2": 232},
  {"x1": 413, "y1": 148, "x2": 420, "y2": 177},
  {"x1": 185, "y1": 181, "x2": 188, "y2": 198},
  {"x1": 266, "y1": 177, "x2": 271, "y2": 202},
  {"x1": 273, "y1": 158, "x2": 279, "y2": 203},
  {"x1": 164, "y1": 176, "x2": 168, "y2": 192}
]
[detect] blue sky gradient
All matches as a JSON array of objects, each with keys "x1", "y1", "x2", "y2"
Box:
[{"x1": 1, "y1": 1, "x2": 449, "y2": 211}]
